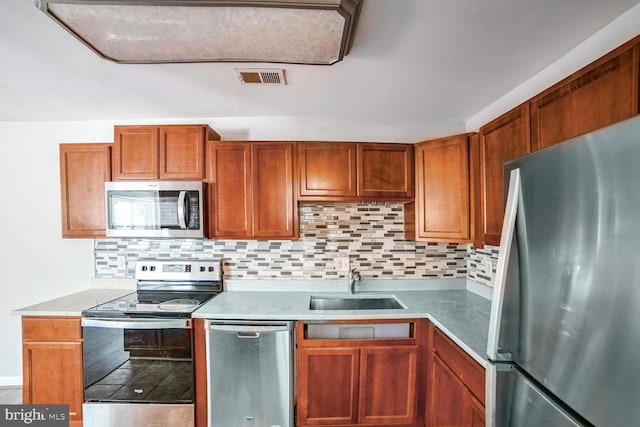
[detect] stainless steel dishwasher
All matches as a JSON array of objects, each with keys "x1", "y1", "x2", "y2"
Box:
[{"x1": 205, "y1": 320, "x2": 295, "y2": 427}]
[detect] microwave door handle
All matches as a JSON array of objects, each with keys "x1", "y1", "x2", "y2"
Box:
[{"x1": 177, "y1": 191, "x2": 188, "y2": 229}]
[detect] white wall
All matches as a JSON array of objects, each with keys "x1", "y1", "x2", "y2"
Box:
[
  {"x1": 0, "y1": 121, "x2": 116, "y2": 383},
  {"x1": 467, "y1": 2, "x2": 640, "y2": 130}
]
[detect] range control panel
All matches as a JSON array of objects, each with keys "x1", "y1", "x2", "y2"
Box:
[{"x1": 135, "y1": 260, "x2": 222, "y2": 281}]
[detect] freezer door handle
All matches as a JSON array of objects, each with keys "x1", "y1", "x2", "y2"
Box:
[
  {"x1": 485, "y1": 363, "x2": 510, "y2": 427},
  {"x1": 487, "y1": 168, "x2": 520, "y2": 361}
]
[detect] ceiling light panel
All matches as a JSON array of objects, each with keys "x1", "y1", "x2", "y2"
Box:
[{"x1": 35, "y1": 1, "x2": 363, "y2": 65}]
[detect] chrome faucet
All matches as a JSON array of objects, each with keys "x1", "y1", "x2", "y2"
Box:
[{"x1": 348, "y1": 268, "x2": 361, "y2": 294}]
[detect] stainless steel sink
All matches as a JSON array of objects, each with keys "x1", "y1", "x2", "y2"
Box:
[{"x1": 309, "y1": 295, "x2": 405, "y2": 310}]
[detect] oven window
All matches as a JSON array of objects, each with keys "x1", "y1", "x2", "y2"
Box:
[{"x1": 83, "y1": 326, "x2": 193, "y2": 403}]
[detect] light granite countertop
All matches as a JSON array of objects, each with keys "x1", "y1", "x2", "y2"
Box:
[
  {"x1": 12, "y1": 288, "x2": 133, "y2": 317},
  {"x1": 193, "y1": 288, "x2": 492, "y2": 367},
  {"x1": 11, "y1": 284, "x2": 492, "y2": 367}
]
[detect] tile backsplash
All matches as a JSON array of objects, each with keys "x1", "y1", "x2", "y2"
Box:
[
  {"x1": 467, "y1": 245, "x2": 499, "y2": 287},
  {"x1": 95, "y1": 203, "x2": 470, "y2": 281}
]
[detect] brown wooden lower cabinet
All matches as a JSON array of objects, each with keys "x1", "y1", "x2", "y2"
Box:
[
  {"x1": 359, "y1": 345, "x2": 419, "y2": 425},
  {"x1": 296, "y1": 320, "x2": 424, "y2": 427},
  {"x1": 426, "y1": 325, "x2": 485, "y2": 427},
  {"x1": 22, "y1": 316, "x2": 84, "y2": 424}
]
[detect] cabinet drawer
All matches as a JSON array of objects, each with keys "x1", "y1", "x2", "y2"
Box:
[
  {"x1": 433, "y1": 327, "x2": 485, "y2": 404},
  {"x1": 22, "y1": 317, "x2": 81, "y2": 341}
]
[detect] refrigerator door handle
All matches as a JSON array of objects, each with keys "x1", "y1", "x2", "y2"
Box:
[{"x1": 487, "y1": 168, "x2": 520, "y2": 361}]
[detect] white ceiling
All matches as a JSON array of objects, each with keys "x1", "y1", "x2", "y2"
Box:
[{"x1": 2, "y1": 0, "x2": 640, "y2": 142}]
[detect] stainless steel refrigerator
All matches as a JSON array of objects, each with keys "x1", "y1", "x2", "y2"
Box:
[{"x1": 486, "y1": 115, "x2": 640, "y2": 426}]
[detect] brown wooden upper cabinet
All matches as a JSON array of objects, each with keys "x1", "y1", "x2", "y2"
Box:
[
  {"x1": 530, "y1": 39, "x2": 640, "y2": 151},
  {"x1": 477, "y1": 104, "x2": 531, "y2": 247},
  {"x1": 206, "y1": 141, "x2": 297, "y2": 240},
  {"x1": 59, "y1": 143, "x2": 111, "y2": 238},
  {"x1": 112, "y1": 124, "x2": 220, "y2": 180},
  {"x1": 357, "y1": 143, "x2": 415, "y2": 199},
  {"x1": 406, "y1": 133, "x2": 476, "y2": 243},
  {"x1": 298, "y1": 142, "x2": 414, "y2": 202}
]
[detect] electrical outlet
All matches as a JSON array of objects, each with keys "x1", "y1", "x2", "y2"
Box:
[
  {"x1": 485, "y1": 260, "x2": 493, "y2": 279},
  {"x1": 335, "y1": 258, "x2": 350, "y2": 272}
]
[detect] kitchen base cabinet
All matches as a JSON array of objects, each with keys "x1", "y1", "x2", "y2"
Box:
[
  {"x1": 426, "y1": 324, "x2": 485, "y2": 427},
  {"x1": 193, "y1": 318, "x2": 207, "y2": 427},
  {"x1": 22, "y1": 317, "x2": 84, "y2": 424},
  {"x1": 359, "y1": 346, "x2": 418, "y2": 425},
  {"x1": 297, "y1": 347, "x2": 360, "y2": 425},
  {"x1": 297, "y1": 320, "x2": 424, "y2": 427}
]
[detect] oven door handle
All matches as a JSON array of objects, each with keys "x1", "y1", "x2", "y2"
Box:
[{"x1": 81, "y1": 318, "x2": 191, "y2": 329}]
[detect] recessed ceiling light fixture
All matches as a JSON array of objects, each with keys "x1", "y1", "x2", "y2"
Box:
[{"x1": 34, "y1": 0, "x2": 363, "y2": 65}]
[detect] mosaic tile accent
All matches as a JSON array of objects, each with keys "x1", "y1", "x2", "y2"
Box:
[
  {"x1": 467, "y1": 245, "x2": 500, "y2": 288},
  {"x1": 95, "y1": 203, "x2": 469, "y2": 280}
]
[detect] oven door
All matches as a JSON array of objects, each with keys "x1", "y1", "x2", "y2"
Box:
[{"x1": 81, "y1": 317, "x2": 194, "y2": 427}]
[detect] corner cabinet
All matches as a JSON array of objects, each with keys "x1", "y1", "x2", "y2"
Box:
[
  {"x1": 477, "y1": 104, "x2": 531, "y2": 247},
  {"x1": 405, "y1": 133, "x2": 476, "y2": 242},
  {"x1": 22, "y1": 316, "x2": 84, "y2": 426},
  {"x1": 112, "y1": 124, "x2": 220, "y2": 180},
  {"x1": 296, "y1": 319, "x2": 425, "y2": 427},
  {"x1": 298, "y1": 142, "x2": 414, "y2": 202},
  {"x1": 426, "y1": 324, "x2": 485, "y2": 427},
  {"x1": 206, "y1": 141, "x2": 298, "y2": 240},
  {"x1": 59, "y1": 143, "x2": 111, "y2": 238},
  {"x1": 530, "y1": 40, "x2": 640, "y2": 151}
]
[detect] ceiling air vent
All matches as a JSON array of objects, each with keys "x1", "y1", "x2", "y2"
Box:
[{"x1": 235, "y1": 68, "x2": 286, "y2": 85}]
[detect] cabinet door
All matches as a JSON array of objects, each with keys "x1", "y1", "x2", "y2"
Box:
[
  {"x1": 531, "y1": 44, "x2": 640, "y2": 151},
  {"x1": 113, "y1": 125, "x2": 159, "y2": 180},
  {"x1": 209, "y1": 143, "x2": 252, "y2": 238},
  {"x1": 359, "y1": 345, "x2": 418, "y2": 425},
  {"x1": 23, "y1": 342, "x2": 84, "y2": 421},
  {"x1": 252, "y1": 142, "x2": 297, "y2": 239},
  {"x1": 357, "y1": 143, "x2": 414, "y2": 199},
  {"x1": 159, "y1": 125, "x2": 206, "y2": 179},
  {"x1": 414, "y1": 135, "x2": 470, "y2": 242},
  {"x1": 297, "y1": 347, "x2": 360, "y2": 426},
  {"x1": 298, "y1": 142, "x2": 357, "y2": 199},
  {"x1": 22, "y1": 318, "x2": 84, "y2": 424},
  {"x1": 59, "y1": 143, "x2": 111, "y2": 238},
  {"x1": 427, "y1": 353, "x2": 472, "y2": 427},
  {"x1": 478, "y1": 104, "x2": 530, "y2": 247},
  {"x1": 470, "y1": 395, "x2": 485, "y2": 427}
]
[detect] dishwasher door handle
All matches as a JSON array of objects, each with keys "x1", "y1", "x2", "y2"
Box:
[{"x1": 236, "y1": 332, "x2": 261, "y2": 339}]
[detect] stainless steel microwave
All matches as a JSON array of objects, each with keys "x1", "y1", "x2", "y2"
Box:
[{"x1": 105, "y1": 181, "x2": 205, "y2": 238}]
